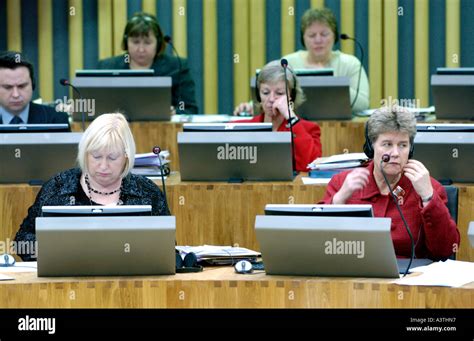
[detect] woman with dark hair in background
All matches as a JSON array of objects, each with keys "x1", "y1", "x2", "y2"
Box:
[{"x1": 97, "y1": 12, "x2": 198, "y2": 115}]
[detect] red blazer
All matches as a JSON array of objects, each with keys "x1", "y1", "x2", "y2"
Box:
[
  {"x1": 234, "y1": 114, "x2": 322, "y2": 171},
  {"x1": 319, "y1": 161, "x2": 460, "y2": 260}
]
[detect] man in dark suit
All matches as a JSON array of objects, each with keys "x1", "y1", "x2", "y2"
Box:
[{"x1": 0, "y1": 51, "x2": 70, "y2": 127}]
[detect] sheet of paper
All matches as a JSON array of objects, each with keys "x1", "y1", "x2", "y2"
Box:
[
  {"x1": 176, "y1": 245, "x2": 260, "y2": 260},
  {"x1": 0, "y1": 274, "x2": 14, "y2": 281},
  {"x1": 301, "y1": 177, "x2": 331, "y2": 185},
  {"x1": 395, "y1": 260, "x2": 474, "y2": 287},
  {"x1": 0, "y1": 261, "x2": 37, "y2": 273}
]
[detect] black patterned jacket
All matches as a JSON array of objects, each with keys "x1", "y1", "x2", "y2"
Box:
[{"x1": 14, "y1": 168, "x2": 170, "y2": 261}]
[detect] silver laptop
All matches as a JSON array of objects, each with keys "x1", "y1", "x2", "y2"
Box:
[
  {"x1": 37, "y1": 205, "x2": 176, "y2": 276},
  {"x1": 72, "y1": 73, "x2": 172, "y2": 121},
  {"x1": 0, "y1": 132, "x2": 82, "y2": 184},
  {"x1": 250, "y1": 75, "x2": 352, "y2": 120},
  {"x1": 178, "y1": 131, "x2": 293, "y2": 181},
  {"x1": 414, "y1": 124, "x2": 474, "y2": 182},
  {"x1": 0, "y1": 124, "x2": 70, "y2": 133},
  {"x1": 431, "y1": 71, "x2": 474, "y2": 120},
  {"x1": 469, "y1": 222, "x2": 474, "y2": 248},
  {"x1": 255, "y1": 213, "x2": 399, "y2": 278}
]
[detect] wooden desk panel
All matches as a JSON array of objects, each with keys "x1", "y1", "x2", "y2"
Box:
[
  {"x1": 0, "y1": 268, "x2": 472, "y2": 308},
  {"x1": 1, "y1": 177, "x2": 473, "y2": 261},
  {"x1": 72, "y1": 121, "x2": 366, "y2": 171}
]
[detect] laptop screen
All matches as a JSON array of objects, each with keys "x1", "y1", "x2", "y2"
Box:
[
  {"x1": 71, "y1": 72, "x2": 172, "y2": 121},
  {"x1": 0, "y1": 132, "x2": 82, "y2": 184},
  {"x1": 41, "y1": 205, "x2": 152, "y2": 217},
  {"x1": 255, "y1": 213, "x2": 399, "y2": 278},
  {"x1": 182, "y1": 123, "x2": 272, "y2": 132},
  {"x1": 414, "y1": 124, "x2": 474, "y2": 182},
  {"x1": 36, "y1": 215, "x2": 176, "y2": 276},
  {"x1": 0, "y1": 124, "x2": 70, "y2": 133},
  {"x1": 264, "y1": 204, "x2": 374, "y2": 217},
  {"x1": 431, "y1": 73, "x2": 474, "y2": 120},
  {"x1": 178, "y1": 131, "x2": 293, "y2": 181}
]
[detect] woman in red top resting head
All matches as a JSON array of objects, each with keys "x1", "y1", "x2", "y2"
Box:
[
  {"x1": 320, "y1": 106, "x2": 460, "y2": 260},
  {"x1": 234, "y1": 60, "x2": 322, "y2": 172}
]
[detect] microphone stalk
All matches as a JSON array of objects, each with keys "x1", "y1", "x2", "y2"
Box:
[
  {"x1": 280, "y1": 58, "x2": 297, "y2": 174},
  {"x1": 340, "y1": 34, "x2": 364, "y2": 109},
  {"x1": 60, "y1": 79, "x2": 86, "y2": 131},
  {"x1": 380, "y1": 155, "x2": 415, "y2": 277},
  {"x1": 164, "y1": 35, "x2": 183, "y2": 114},
  {"x1": 153, "y1": 146, "x2": 170, "y2": 215}
]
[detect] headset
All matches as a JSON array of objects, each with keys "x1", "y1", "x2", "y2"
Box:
[
  {"x1": 175, "y1": 251, "x2": 202, "y2": 273},
  {"x1": 255, "y1": 67, "x2": 298, "y2": 104},
  {"x1": 122, "y1": 13, "x2": 163, "y2": 52},
  {"x1": 363, "y1": 121, "x2": 414, "y2": 159}
]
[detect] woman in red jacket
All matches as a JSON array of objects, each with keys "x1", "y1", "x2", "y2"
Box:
[
  {"x1": 235, "y1": 60, "x2": 322, "y2": 172},
  {"x1": 320, "y1": 106, "x2": 460, "y2": 260}
]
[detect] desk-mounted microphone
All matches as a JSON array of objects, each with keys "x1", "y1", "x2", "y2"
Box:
[
  {"x1": 380, "y1": 153, "x2": 415, "y2": 277},
  {"x1": 153, "y1": 146, "x2": 170, "y2": 214},
  {"x1": 60, "y1": 78, "x2": 86, "y2": 131},
  {"x1": 164, "y1": 35, "x2": 183, "y2": 114},
  {"x1": 280, "y1": 58, "x2": 297, "y2": 174}
]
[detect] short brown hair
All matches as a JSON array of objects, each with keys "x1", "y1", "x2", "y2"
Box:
[
  {"x1": 121, "y1": 12, "x2": 166, "y2": 57},
  {"x1": 300, "y1": 8, "x2": 339, "y2": 46},
  {"x1": 367, "y1": 106, "x2": 417, "y2": 146}
]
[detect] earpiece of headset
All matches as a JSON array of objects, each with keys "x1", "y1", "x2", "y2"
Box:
[
  {"x1": 175, "y1": 251, "x2": 203, "y2": 273},
  {"x1": 363, "y1": 121, "x2": 414, "y2": 159},
  {"x1": 255, "y1": 68, "x2": 297, "y2": 104}
]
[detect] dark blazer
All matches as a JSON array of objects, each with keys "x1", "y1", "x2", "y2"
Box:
[
  {"x1": 0, "y1": 102, "x2": 70, "y2": 128},
  {"x1": 97, "y1": 54, "x2": 198, "y2": 115},
  {"x1": 14, "y1": 168, "x2": 170, "y2": 261}
]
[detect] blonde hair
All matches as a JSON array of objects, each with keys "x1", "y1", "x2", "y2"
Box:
[
  {"x1": 77, "y1": 113, "x2": 136, "y2": 178},
  {"x1": 255, "y1": 60, "x2": 306, "y2": 114}
]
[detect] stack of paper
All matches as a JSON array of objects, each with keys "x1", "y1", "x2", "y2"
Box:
[
  {"x1": 308, "y1": 152, "x2": 369, "y2": 171},
  {"x1": 396, "y1": 259, "x2": 474, "y2": 287},
  {"x1": 132, "y1": 151, "x2": 170, "y2": 177},
  {"x1": 176, "y1": 245, "x2": 261, "y2": 265}
]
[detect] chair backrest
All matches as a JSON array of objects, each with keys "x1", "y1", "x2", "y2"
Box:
[
  {"x1": 443, "y1": 185, "x2": 458, "y2": 260},
  {"x1": 443, "y1": 185, "x2": 458, "y2": 223}
]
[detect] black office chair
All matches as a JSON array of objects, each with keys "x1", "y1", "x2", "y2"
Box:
[
  {"x1": 444, "y1": 185, "x2": 458, "y2": 223},
  {"x1": 443, "y1": 185, "x2": 458, "y2": 260}
]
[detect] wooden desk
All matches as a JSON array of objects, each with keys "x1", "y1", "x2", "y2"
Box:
[
  {"x1": 0, "y1": 267, "x2": 472, "y2": 308},
  {"x1": 72, "y1": 121, "x2": 366, "y2": 171},
  {"x1": 1, "y1": 176, "x2": 473, "y2": 262}
]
